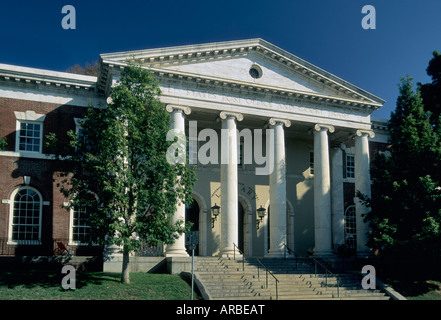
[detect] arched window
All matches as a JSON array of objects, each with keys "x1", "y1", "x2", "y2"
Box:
[
  {"x1": 344, "y1": 205, "x2": 357, "y2": 249},
  {"x1": 9, "y1": 187, "x2": 42, "y2": 244}
]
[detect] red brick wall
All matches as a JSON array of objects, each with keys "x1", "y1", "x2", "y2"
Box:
[{"x1": 0, "y1": 97, "x2": 96, "y2": 256}]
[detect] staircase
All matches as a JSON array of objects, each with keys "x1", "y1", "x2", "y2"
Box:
[{"x1": 195, "y1": 256, "x2": 390, "y2": 300}]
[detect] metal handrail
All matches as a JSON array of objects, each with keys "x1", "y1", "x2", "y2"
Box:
[
  {"x1": 311, "y1": 257, "x2": 341, "y2": 298},
  {"x1": 282, "y1": 243, "x2": 299, "y2": 269},
  {"x1": 232, "y1": 243, "x2": 245, "y2": 271},
  {"x1": 255, "y1": 258, "x2": 279, "y2": 300},
  {"x1": 232, "y1": 243, "x2": 279, "y2": 300}
]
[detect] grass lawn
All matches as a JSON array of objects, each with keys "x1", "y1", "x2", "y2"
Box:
[
  {"x1": 373, "y1": 258, "x2": 441, "y2": 300},
  {"x1": 0, "y1": 270, "x2": 199, "y2": 300},
  {"x1": 386, "y1": 278, "x2": 441, "y2": 300}
]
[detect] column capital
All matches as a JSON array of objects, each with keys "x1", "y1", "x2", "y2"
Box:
[
  {"x1": 219, "y1": 111, "x2": 243, "y2": 121},
  {"x1": 268, "y1": 118, "x2": 291, "y2": 128},
  {"x1": 312, "y1": 123, "x2": 335, "y2": 133},
  {"x1": 166, "y1": 104, "x2": 191, "y2": 115},
  {"x1": 354, "y1": 129, "x2": 375, "y2": 139}
]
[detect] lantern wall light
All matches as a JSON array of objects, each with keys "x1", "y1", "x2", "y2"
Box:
[
  {"x1": 211, "y1": 203, "x2": 221, "y2": 228},
  {"x1": 256, "y1": 205, "x2": 266, "y2": 230}
]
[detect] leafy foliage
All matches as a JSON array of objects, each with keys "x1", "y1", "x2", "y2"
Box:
[
  {"x1": 0, "y1": 127, "x2": 6, "y2": 151},
  {"x1": 364, "y1": 74, "x2": 441, "y2": 258},
  {"x1": 65, "y1": 61, "x2": 99, "y2": 77},
  {"x1": 48, "y1": 64, "x2": 196, "y2": 276},
  {"x1": 419, "y1": 51, "x2": 441, "y2": 128}
]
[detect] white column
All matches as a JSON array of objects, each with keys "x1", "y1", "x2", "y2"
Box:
[
  {"x1": 268, "y1": 118, "x2": 291, "y2": 257},
  {"x1": 219, "y1": 111, "x2": 243, "y2": 257},
  {"x1": 165, "y1": 105, "x2": 191, "y2": 257},
  {"x1": 354, "y1": 129, "x2": 375, "y2": 256},
  {"x1": 331, "y1": 144, "x2": 345, "y2": 249},
  {"x1": 313, "y1": 124, "x2": 334, "y2": 256}
]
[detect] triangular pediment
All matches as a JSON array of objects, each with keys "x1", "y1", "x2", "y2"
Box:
[
  {"x1": 157, "y1": 53, "x2": 335, "y2": 96},
  {"x1": 99, "y1": 39, "x2": 385, "y2": 111}
]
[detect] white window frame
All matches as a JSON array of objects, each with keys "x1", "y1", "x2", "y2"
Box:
[
  {"x1": 346, "y1": 154, "x2": 355, "y2": 179},
  {"x1": 74, "y1": 118, "x2": 84, "y2": 137},
  {"x1": 14, "y1": 111, "x2": 46, "y2": 154},
  {"x1": 69, "y1": 205, "x2": 93, "y2": 246},
  {"x1": 344, "y1": 205, "x2": 357, "y2": 249},
  {"x1": 309, "y1": 151, "x2": 314, "y2": 175},
  {"x1": 238, "y1": 140, "x2": 245, "y2": 169},
  {"x1": 8, "y1": 186, "x2": 43, "y2": 245},
  {"x1": 186, "y1": 136, "x2": 198, "y2": 165}
]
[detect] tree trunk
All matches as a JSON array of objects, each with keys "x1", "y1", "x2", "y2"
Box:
[{"x1": 121, "y1": 244, "x2": 130, "y2": 284}]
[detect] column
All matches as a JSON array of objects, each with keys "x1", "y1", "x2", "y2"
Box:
[
  {"x1": 354, "y1": 129, "x2": 375, "y2": 256},
  {"x1": 268, "y1": 118, "x2": 291, "y2": 257},
  {"x1": 313, "y1": 124, "x2": 334, "y2": 256},
  {"x1": 165, "y1": 105, "x2": 191, "y2": 257},
  {"x1": 331, "y1": 144, "x2": 345, "y2": 249},
  {"x1": 219, "y1": 111, "x2": 243, "y2": 257}
]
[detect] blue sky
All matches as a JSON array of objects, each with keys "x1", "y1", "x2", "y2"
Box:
[{"x1": 0, "y1": 0, "x2": 440, "y2": 119}]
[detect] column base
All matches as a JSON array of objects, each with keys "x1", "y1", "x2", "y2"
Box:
[
  {"x1": 165, "y1": 249, "x2": 189, "y2": 258},
  {"x1": 220, "y1": 249, "x2": 240, "y2": 259},
  {"x1": 267, "y1": 249, "x2": 285, "y2": 258}
]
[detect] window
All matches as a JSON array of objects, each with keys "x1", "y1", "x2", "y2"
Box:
[
  {"x1": 186, "y1": 138, "x2": 198, "y2": 165},
  {"x1": 14, "y1": 111, "x2": 46, "y2": 154},
  {"x1": 238, "y1": 141, "x2": 244, "y2": 168},
  {"x1": 309, "y1": 152, "x2": 314, "y2": 175},
  {"x1": 74, "y1": 118, "x2": 85, "y2": 142},
  {"x1": 9, "y1": 187, "x2": 42, "y2": 244},
  {"x1": 249, "y1": 64, "x2": 263, "y2": 79},
  {"x1": 17, "y1": 121, "x2": 42, "y2": 152},
  {"x1": 344, "y1": 205, "x2": 357, "y2": 249},
  {"x1": 71, "y1": 206, "x2": 92, "y2": 244},
  {"x1": 346, "y1": 155, "x2": 355, "y2": 178}
]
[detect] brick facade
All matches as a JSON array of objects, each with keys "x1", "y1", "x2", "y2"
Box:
[{"x1": 0, "y1": 96, "x2": 100, "y2": 256}]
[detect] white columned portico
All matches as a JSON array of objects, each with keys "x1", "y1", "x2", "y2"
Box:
[
  {"x1": 313, "y1": 124, "x2": 334, "y2": 256},
  {"x1": 165, "y1": 104, "x2": 191, "y2": 257},
  {"x1": 268, "y1": 118, "x2": 291, "y2": 257},
  {"x1": 219, "y1": 111, "x2": 243, "y2": 257},
  {"x1": 331, "y1": 144, "x2": 345, "y2": 249},
  {"x1": 354, "y1": 129, "x2": 375, "y2": 256}
]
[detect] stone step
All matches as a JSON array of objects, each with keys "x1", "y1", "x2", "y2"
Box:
[{"x1": 194, "y1": 257, "x2": 390, "y2": 300}]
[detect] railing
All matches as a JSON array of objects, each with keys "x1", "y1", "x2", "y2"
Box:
[
  {"x1": 135, "y1": 242, "x2": 164, "y2": 257},
  {"x1": 232, "y1": 243, "x2": 280, "y2": 300},
  {"x1": 281, "y1": 243, "x2": 341, "y2": 299},
  {"x1": 283, "y1": 243, "x2": 299, "y2": 269},
  {"x1": 255, "y1": 258, "x2": 279, "y2": 300},
  {"x1": 233, "y1": 243, "x2": 245, "y2": 271},
  {"x1": 0, "y1": 237, "x2": 101, "y2": 257},
  {"x1": 312, "y1": 257, "x2": 341, "y2": 298}
]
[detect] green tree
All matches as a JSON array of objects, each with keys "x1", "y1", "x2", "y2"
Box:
[
  {"x1": 48, "y1": 63, "x2": 196, "y2": 284},
  {"x1": 363, "y1": 76, "x2": 441, "y2": 259},
  {"x1": 0, "y1": 126, "x2": 6, "y2": 150},
  {"x1": 419, "y1": 50, "x2": 441, "y2": 128},
  {"x1": 66, "y1": 61, "x2": 99, "y2": 77}
]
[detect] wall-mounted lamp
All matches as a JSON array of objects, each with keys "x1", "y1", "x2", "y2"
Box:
[
  {"x1": 256, "y1": 205, "x2": 266, "y2": 230},
  {"x1": 211, "y1": 203, "x2": 221, "y2": 228}
]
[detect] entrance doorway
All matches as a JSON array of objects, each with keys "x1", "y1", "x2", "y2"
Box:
[{"x1": 238, "y1": 202, "x2": 244, "y2": 254}]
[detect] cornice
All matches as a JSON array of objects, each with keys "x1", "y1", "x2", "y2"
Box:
[
  {"x1": 0, "y1": 63, "x2": 98, "y2": 93},
  {"x1": 98, "y1": 38, "x2": 385, "y2": 107},
  {"x1": 99, "y1": 60, "x2": 382, "y2": 114}
]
